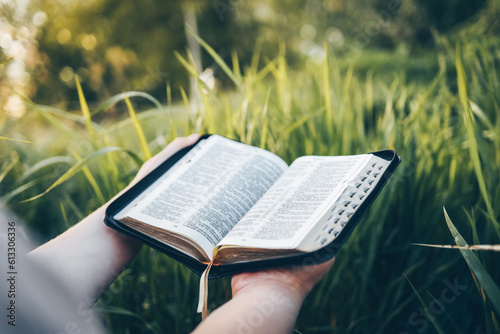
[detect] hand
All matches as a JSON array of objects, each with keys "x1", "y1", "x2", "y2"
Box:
[
  {"x1": 132, "y1": 133, "x2": 200, "y2": 184},
  {"x1": 29, "y1": 134, "x2": 201, "y2": 306},
  {"x1": 193, "y1": 259, "x2": 335, "y2": 334},
  {"x1": 231, "y1": 258, "x2": 335, "y2": 304}
]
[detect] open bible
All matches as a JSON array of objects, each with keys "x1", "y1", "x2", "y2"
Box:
[{"x1": 105, "y1": 134, "x2": 400, "y2": 279}]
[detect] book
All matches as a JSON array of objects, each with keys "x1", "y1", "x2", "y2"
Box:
[{"x1": 105, "y1": 134, "x2": 401, "y2": 280}]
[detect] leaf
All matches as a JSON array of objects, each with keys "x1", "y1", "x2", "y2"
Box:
[
  {"x1": 412, "y1": 243, "x2": 500, "y2": 251},
  {"x1": 462, "y1": 207, "x2": 480, "y2": 246},
  {"x1": 97, "y1": 305, "x2": 144, "y2": 320},
  {"x1": 186, "y1": 27, "x2": 243, "y2": 89},
  {"x1": 29, "y1": 103, "x2": 98, "y2": 143},
  {"x1": 92, "y1": 91, "x2": 164, "y2": 116},
  {"x1": 72, "y1": 150, "x2": 105, "y2": 204},
  {"x1": 75, "y1": 75, "x2": 96, "y2": 142},
  {"x1": 323, "y1": 41, "x2": 333, "y2": 137},
  {"x1": 20, "y1": 147, "x2": 141, "y2": 203},
  {"x1": 443, "y1": 207, "x2": 500, "y2": 314},
  {"x1": 188, "y1": 49, "x2": 216, "y2": 133},
  {"x1": 19, "y1": 156, "x2": 75, "y2": 183},
  {"x1": 35, "y1": 104, "x2": 97, "y2": 125},
  {"x1": 456, "y1": 45, "x2": 500, "y2": 236},
  {"x1": 404, "y1": 273, "x2": 446, "y2": 334},
  {"x1": 260, "y1": 89, "x2": 271, "y2": 149},
  {"x1": 0, "y1": 154, "x2": 19, "y2": 184},
  {"x1": 123, "y1": 93, "x2": 152, "y2": 160},
  {"x1": 173, "y1": 50, "x2": 217, "y2": 96},
  {"x1": 403, "y1": 72, "x2": 442, "y2": 125},
  {"x1": 0, "y1": 136, "x2": 32, "y2": 144},
  {"x1": 0, "y1": 178, "x2": 47, "y2": 207},
  {"x1": 231, "y1": 49, "x2": 241, "y2": 80},
  {"x1": 284, "y1": 107, "x2": 325, "y2": 136},
  {"x1": 469, "y1": 101, "x2": 494, "y2": 131},
  {"x1": 254, "y1": 58, "x2": 277, "y2": 83}
]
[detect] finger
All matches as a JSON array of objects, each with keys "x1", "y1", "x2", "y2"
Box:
[
  {"x1": 167, "y1": 133, "x2": 200, "y2": 151},
  {"x1": 134, "y1": 134, "x2": 200, "y2": 181},
  {"x1": 147, "y1": 134, "x2": 200, "y2": 166}
]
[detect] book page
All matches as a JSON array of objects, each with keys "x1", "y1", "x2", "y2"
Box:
[
  {"x1": 296, "y1": 154, "x2": 391, "y2": 252},
  {"x1": 120, "y1": 135, "x2": 288, "y2": 258},
  {"x1": 218, "y1": 154, "x2": 371, "y2": 250},
  {"x1": 114, "y1": 138, "x2": 210, "y2": 219}
]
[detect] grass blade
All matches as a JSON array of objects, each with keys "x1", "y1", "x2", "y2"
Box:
[
  {"x1": 231, "y1": 49, "x2": 241, "y2": 81},
  {"x1": 72, "y1": 150, "x2": 105, "y2": 204},
  {"x1": 35, "y1": 104, "x2": 101, "y2": 127},
  {"x1": 0, "y1": 179, "x2": 44, "y2": 207},
  {"x1": 92, "y1": 91, "x2": 164, "y2": 116},
  {"x1": 456, "y1": 44, "x2": 500, "y2": 236},
  {"x1": 30, "y1": 105, "x2": 89, "y2": 143},
  {"x1": 403, "y1": 273, "x2": 446, "y2": 334},
  {"x1": 75, "y1": 75, "x2": 96, "y2": 142},
  {"x1": 259, "y1": 89, "x2": 271, "y2": 149},
  {"x1": 0, "y1": 136, "x2": 32, "y2": 144},
  {"x1": 20, "y1": 146, "x2": 140, "y2": 203},
  {"x1": 174, "y1": 50, "x2": 217, "y2": 96},
  {"x1": 187, "y1": 28, "x2": 242, "y2": 89},
  {"x1": 443, "y1": 208, "x2": 500, "y2": 314},
  {"x1": 323, "y1": 41, "x2": 333, "y2": 137},
  {"x1": 412, "y1": 243, "x2": 500, "y2": 251},
  {"x1": 19, "y1": 156, "x2": 75, "y2": 183},
  {"x1": 123, "y1": 93, "x2": 152, "y2": 160},
  {"x1": 0, "y1": 154, "x2": 19, "y2": 184}
]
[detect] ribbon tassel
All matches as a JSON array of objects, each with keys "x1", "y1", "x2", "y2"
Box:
[{"x1": 197, "y1": 260, "x2": 213, "y2": 319}]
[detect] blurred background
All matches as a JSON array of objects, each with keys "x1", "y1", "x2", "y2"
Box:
[
  {"x1": 1, "y1": 0, "x2": 500, "y2": 333},
  {"x1": 1, "y1": 0, "x2": 495, "y2": 112}
]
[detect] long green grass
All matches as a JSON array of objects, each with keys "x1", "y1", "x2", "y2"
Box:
[{"x1": 1, "y1": 31, "x2": 499, "y2": 333}]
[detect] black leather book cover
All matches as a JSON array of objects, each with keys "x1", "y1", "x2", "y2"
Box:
[{"x1": 104, "y1": 134, "x2": 401, "y2": 278}]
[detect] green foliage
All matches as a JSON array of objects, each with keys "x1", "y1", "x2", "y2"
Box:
[
  {"x1": 1, "y1": 31, "x2": 500, "y2": 334},
  {"x1": 443, "y1": 208, "x2": 500, "y2": 315},
  {"x1": 25, "y1": 0, "x2": 500, "y2": 110}
]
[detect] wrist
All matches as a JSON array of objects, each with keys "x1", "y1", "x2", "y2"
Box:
[
  {"x1": 194, "y1": 281, "x2": 304, "y2": 334},
  {"x1": 232, "y1": 283, "x2": 304, "y2": 326},
  {"x1": 232, "y1": 276, "x2": 309, "y2": 308}
]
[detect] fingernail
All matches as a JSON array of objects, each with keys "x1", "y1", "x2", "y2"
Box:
[{"x1": 188, "y1": 133, "x2": 199, "y2": 140}]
